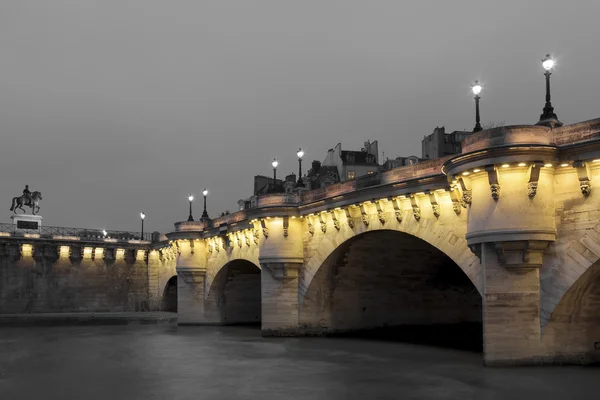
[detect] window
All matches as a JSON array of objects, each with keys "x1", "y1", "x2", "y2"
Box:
[
  {"x1": 347, "y1": 154, "x2": 355, "y2": 163},
  {"x1": 347, "y1": 170, "x2": 355, "y2": 180}
]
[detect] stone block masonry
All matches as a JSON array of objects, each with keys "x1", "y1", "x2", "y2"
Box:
[{"x1": 0, "y1": 239, "x2": 176, "y2": 314}]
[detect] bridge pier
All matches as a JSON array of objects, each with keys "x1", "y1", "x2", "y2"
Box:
[
  {"x1": 260, "y1": 262, "x2": 302, "y2": 336},
  {"x1": 176, "y1": 267, "x2": 209, "y2": 324},
  {"x1": 174, "y1": 239, "x2": 218, "y2": 325},
  {"x1": 480, "y1": 241, "x2": 549, "y2": 365}
]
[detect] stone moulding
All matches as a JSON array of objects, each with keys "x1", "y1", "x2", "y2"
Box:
[
  {"x1": 260, "y1": 220, "x2": 269, "y2": 238},
  {"x1": 573, "y1": 161, "x2": 592, "y2": 196},
  {"x1": 527, "y1": 162, "x2": 543, "y2": 198},
  {"x1": 408, "y1": 195, "x2": 420, "y2": 221},
  {"x1": 390, "y1": 197, "x2": 403, "y2": 222},
  {"x1": 375, "y1": 200, "x2": 387, "y2": 224},
  {"x1": 259, "y1": 260, "x2": 302, "y2": 282},
  {"x1": 359, "y1": 204, "x2": 369, "y2": 226},
  {"x1": 486, "y1": 166, "x2": 500, "y2": 200},
  {"x1": 176, "y1": 267, "x2": 206, "y2": 284},
  {"x1": 331, "y1": 211, "x2": 340, "y2": 231},
  {"x1": 426, "y1": 191, "x2": 440, "y2": 218},
  {"x1": 493, "y1": 240, "x2": 551, "y2": 269},
  {"x1": 344, "y1": 208, "x2": 354, "y2": 228},
  {"x1": 318, "y1": 213, "x2": 326, "y2": 233},
  {"x1": 307, "y1": 216, "x2": 315, "y2": 235},
  {"x1": 283, "y1": 216, "x2": 289, "y2": 237}
]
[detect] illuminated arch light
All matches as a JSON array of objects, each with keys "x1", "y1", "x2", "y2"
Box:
[
  {"x1": 94, "y1": 248, "x2": 104, "y2": 258},
  {"x1": 115, "y1": 249, "x2": 125, "y2": 260},
  {"x1": 83, "y1": 247, "x2": 93, "y2": 258},
  {"x1": 21, "y1": 244, "x2": 33, "y2": 257}
]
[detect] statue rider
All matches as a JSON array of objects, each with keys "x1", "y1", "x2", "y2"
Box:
[{"x1": 23, "y1": 185, "x2": 32, "y2": 207}]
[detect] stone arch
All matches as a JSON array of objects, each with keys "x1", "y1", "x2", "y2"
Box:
[
  {"x1": 542, "y1": 257, "x2": 600, "y2": 363},
  {"x1": 540, "y1": 222, "x2": 600, "y2": 328},
  {"x1": 300, "y1": 207, "x2": 480, "y2": 307},
  {"x1": 204, "y1": 244, "x2": 260, "y2": 300},
  {"x1": 205, "y1": 258, "x2": 261, "y2": 325},
  {"x1": 299, "y1": 228, "x2": 482, "y2": 350},
  {"x1": 161, "y1": 275, "x2": 177, "y2": 312}
]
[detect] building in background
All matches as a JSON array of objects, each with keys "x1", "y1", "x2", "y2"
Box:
[
  {"x1": 381, "y1": 155, "x2": 421, "y2": 170},
  {"x1": 421, "y1": 127, "x2": 472, "y2": 159},
  {"x1": 320, "y1": 140, "x2": 380, "y2": 182}
]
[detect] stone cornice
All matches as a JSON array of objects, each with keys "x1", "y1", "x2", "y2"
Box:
[
  {"x1": 442, "y1": 145, "x2": 558, "y2": 177},
  {"x1": 465, "y1": 228, "x2": 556, "y2": 246}
]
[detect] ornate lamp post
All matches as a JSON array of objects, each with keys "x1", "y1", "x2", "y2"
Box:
[
  {"x1": 536, "y1": 54, "x2": 562, "y2": 127},
  {"x1": 201, "y1": 188, "x2": 209, "y2": 220},
  {"x1": 140, "y1": 212, "x2": 145, "y2": 239},
  {"x1": 187, "y1": 194, "x2": 194, "y2": 221},
  {"x1": 296, "y1": 148, "x2": 305, "y2": 188},
  {"x1": 472, "y1": 81, "x2": 482, "y2": 132},
  {"x1": 272, "y1": 159, "x2": 279, "y2": 192}
]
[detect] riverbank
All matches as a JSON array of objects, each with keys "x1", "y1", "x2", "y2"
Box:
[{"x1": 0, "y1": 312, "x2": 177, "y2": 326}]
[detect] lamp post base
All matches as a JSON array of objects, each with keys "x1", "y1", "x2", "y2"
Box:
[{"x1": 536, "y1": 114, "x2": 563, "y2": 128}]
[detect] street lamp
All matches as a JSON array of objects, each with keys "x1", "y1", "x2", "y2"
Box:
[
  {"x1": 536, "y1": 54, "x2": 562, "y2": 127},
  {"x1": 296, "y1": 148, "x2": 305, "y2": 188},
  {"x1": 187, "y1": 194, "x2": 194, "y2": 221},
  {"x1": 272, "y1": 159, "x2": 279, "y2": 192},
  {"x1": 472, "y1": 81, "x2": 483, "y2": 132},
  {"x1": 140, "y1": 212, "x2": 145, "y2": 240},
  {"x1": 201, "y1": 188, "x2": 209, "y2": 220}
]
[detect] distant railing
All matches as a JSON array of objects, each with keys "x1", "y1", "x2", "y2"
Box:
[{"x1": 0, "y1": 223, "x2": 154, "y2": 242}]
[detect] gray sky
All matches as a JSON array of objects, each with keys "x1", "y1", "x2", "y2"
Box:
[{"x1": 1, "y1": 0, "x2": 599, "y2": 233}]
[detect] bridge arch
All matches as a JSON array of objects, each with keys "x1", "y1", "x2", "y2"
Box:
[
  {"x1": 300, "y1": 208, "x2": 481, "y2": 307},
  {"x1": 204, "y1": 258, "x2": 261, "y2": 325},
  {"x1": 542, "y1": 256, "x2": 600, "y2": 363},
  {"x1": 541, "y1": 221, "x2": 600, "y2": 328},
  {"x1": 161, "y1": 275, "x2": 178, "y2": 312},
  {"x1": 299, "y1": 227, "x2": 482, "y2": 350}
]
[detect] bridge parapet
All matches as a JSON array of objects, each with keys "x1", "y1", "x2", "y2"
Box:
[{"x1": 461, "y1": 125, "x2": 553, "y2": 153}]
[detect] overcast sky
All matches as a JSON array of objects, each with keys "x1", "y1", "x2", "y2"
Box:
[{"x1": 1, "y1": 0, "x2": 599, "y2": 233}]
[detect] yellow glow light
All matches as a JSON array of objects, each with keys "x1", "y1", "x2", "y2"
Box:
[
  {"x1": 21, "y1": 244, "x2": 33, "y2": 257},
  {"x1": 544, "y1": 163, "x2": 553, "y2": 168},
  {"x1": 94, "y1": 248, "x2": 104, "y2": 258},
  {"x1": 116, "y1": 249, "x2": 125, "y2": 260},
  {"x1": 594, "y1": 159, "x2": 600, "y2": 163},
  {"x1": 560, "y1": 163, "x2": 569, "y2": 167},
  {"x1": 83, "y1": 247, "x2": 93, "y2": 258},
  {"x1": 473, "y1": 169, "x2": 481, "y2": 173},
  {"x1": 60, "y1": 246, "x2": 70, "y2": 256},
  {"x1": 501, "y1": 164, "x2": 510, "y2": 168},
  {"x1": 518, "y1": 163, "x2": 527, "y2": 167},
  {"x1": 462, "y1": 171, "x2": 469, "y2": 176}
]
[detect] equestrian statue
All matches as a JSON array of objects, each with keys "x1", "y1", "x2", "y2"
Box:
[{"x1": 10, "y1": 185, "x2": 42, "y2": 215}]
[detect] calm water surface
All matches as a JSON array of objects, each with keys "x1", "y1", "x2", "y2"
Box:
[{"x1": 0, "y1": 325, "x2": 597, "y2": 400}]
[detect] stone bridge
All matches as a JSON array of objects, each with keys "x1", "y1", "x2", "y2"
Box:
[{"x1": 167, "y1": 118, "x2": 600, "y2": 365}]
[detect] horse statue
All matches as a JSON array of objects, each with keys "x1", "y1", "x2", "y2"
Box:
[{"x1": 10, "y1": 191, "x2": 42, "y2": 215}]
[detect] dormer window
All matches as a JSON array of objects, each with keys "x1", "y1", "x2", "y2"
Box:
[{"x1": 347, "y1": 153, "x2": 355, "y2": 163}]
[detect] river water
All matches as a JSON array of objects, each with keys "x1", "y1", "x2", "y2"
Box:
[{"x1": 0, "y1": 325, "x2": 597, "y2": 399}]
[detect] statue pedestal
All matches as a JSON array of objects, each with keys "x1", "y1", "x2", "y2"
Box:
[{"x1": 11, "y1": 214, "x2": 43, "y2": 233}]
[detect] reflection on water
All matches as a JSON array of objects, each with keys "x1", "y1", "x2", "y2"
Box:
[{"x1": 0, "y1": 325, "x2": 597, "y2": 400}]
